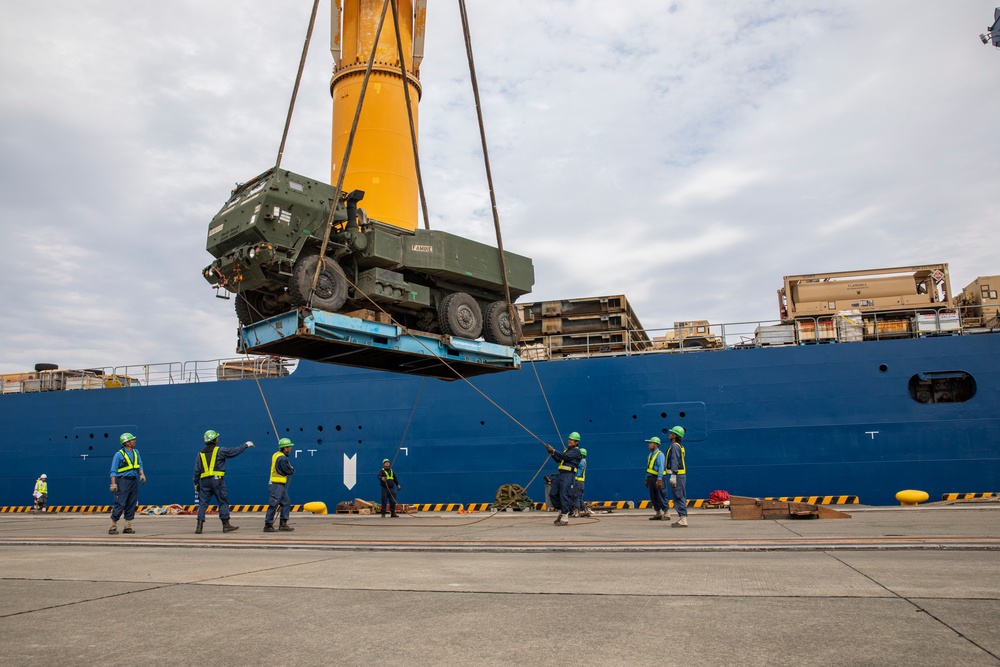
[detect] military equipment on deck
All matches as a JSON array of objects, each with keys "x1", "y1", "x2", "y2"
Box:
[{"x1": 203, "y1": 168, "x2": 534, "y2": 345}]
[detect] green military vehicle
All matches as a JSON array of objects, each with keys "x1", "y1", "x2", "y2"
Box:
[{"x1": 202, "y1": 168, "x2": 534, "y2": 345}]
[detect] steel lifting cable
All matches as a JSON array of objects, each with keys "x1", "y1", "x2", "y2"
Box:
[
  {"x1": 275, "y1": 0, "x2": 321, "y2": 170},
  {"x1": 389, "y1": 0, "x2": 431, "y2": 230},
  {"x1": 308, "y1": 0, "x2": 393, "y2": 304},
  {"x1": 458, "y1": 0, "x2": 519, "y2": 343}
]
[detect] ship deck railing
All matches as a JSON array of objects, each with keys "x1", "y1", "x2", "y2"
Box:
[{"x1": 2, "y1": 306, "x2": 996, "y2": 393}]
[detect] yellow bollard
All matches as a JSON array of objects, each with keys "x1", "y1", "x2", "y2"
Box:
[
  {"x1": 303, "y1": 501, "x2": 328, "y2": 515},
  {"x1": 895, "y1": 490, "x2": 929, "y2": 506}
]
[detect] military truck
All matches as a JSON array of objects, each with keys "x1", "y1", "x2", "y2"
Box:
[{"x1": 202, "y1": 168, "x2": 534, "y2": 345}]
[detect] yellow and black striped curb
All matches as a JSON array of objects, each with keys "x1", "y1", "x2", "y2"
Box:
[
  {"x1": 0, "y1": 496, "x2": 862, "y2": 514},
  {"x1": 764, "y1": 496, "x2": 859, "y2": 505},
  {"x1": 410, "y1": 503, "x2": 465, "y2": 512},
  {"x1": 588, "y1": 501, "x2": 636, "y2": 510},
  {"x1": 0, "y1": 505, "x2": 305, "y2": 514},
  {"x1": 941, "y1": 492, "x2": 997, "y2": 501}
]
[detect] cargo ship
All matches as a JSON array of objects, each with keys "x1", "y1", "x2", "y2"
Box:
[
  {"x1": 2, "y1": 270, "x2": 998, "y2": 508},
  {"x1": 2, "y1": 3, "x2": 998, "y2": 509}
]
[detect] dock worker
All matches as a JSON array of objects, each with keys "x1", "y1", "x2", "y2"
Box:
[
  {"x1": 645, "y1": 436, "x2": 668, "y2": 520},
  {"x1": 264, "y1": 438, "x2": 296, "y2": 532},
  {"x1": 32, "y1": 474, "x2": 48, "y2": 512},
  {"x1": 193, "y1": 430, "x2": 253, "y2": 534},
  {"x1": 545, "y1": 432, "x2": 582, "y2": 526},
  {"x1": 109, "y1": 433, "x2": 146, "y2": 535},
  {"x1": 666, "y1": 426, "x2": 689, "y2": 527},
  {"x1": 572, "y1": 448, "x2": 592, "y2": 518},
  {"x1": 378, "y1": 458, "x2": 401, "y2": 517}
]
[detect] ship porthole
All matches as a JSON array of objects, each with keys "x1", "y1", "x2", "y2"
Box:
[{"x1": 879, "y1": 364, "x2": 888, "y2": 373}]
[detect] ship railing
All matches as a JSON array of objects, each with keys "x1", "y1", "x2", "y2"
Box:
[
  {"x1": 0, "y1": 356, "x2": 299, "y2": 395},
  {"x1": 517, "y1": 306, "x2": 998, "y2": 361}
]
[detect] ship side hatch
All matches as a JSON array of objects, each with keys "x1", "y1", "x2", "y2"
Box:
[{"x1": 908, "y1": 371, "x2": 976, "y2": 404}]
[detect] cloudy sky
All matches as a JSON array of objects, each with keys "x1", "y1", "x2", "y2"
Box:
[{"x1": 1, "y1": 1, "x2": 998, "y2": 374}]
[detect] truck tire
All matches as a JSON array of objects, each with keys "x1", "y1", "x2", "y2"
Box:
[
  {"x1": 34, "y1": 363, "x2": 58, "y2": 372},
  {"x1": 438, "y1": 292, "x2": 483, "y2": 339},
  {"x1": 483, "y1": 301, "x2": 520, "y2": 346},
  {"x1": 291, "y1": 254, "x2": 348, "y2": 312},
  {"x1": 234, "y1": 292, "x2": 262, "y2": 327}
]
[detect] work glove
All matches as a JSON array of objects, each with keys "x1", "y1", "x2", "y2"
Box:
[
  {"x1": 655, "y1": 478, "x2": 664, "y2": 489},
  {"x1": 644, "y1": 478, "x2": 650, "y2": 488},
  {"x1": 194, "y1": 484, "x2": 200, "y2": 494},
  {"x1": 245, "y1": 441, "x2": 255, "y2": 448},
  {"x1": 544, "y1": 444, "x2": 555, "y2": 455},
  {"x1": 110, "y1": 483, "x2": 118, "y2": 494},
  {"x1": 670, "y1": 475, "x2": 677, "y2": 487},
  {"x1": 140, "y1": 473, "x2": 146, "y2": 486}
]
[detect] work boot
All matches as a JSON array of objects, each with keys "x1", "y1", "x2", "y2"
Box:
[
  {"x1": 195, "y1": 521, "x2": 203, "y2": 534},
  {"x1": 555, "y1": 514, "x2": 569, "y2": 526},
  {"x1": 108, "y1": 521, "x2": 118, "y2": 535},
  {"x1": 649, "y1": 510, "x2": 664, "y2": 520},
  {"x1": 278, "y1": 520, "x2": 294, "y2": 532},
  {"x1": 390, "y1": 512, "x2": 398, "y2": 518},
  {"x1": 671, "y1": 516, "x2": 688, "y2": 528},
  {"x1": 381, "y1": 511, "x2": 386, "y2": 518},
  {"x1": 222, "y1": 519, "x2": 239, "y2": 533},
  {"x1": 122, "y1": 521, "x2": 134, "y2": 534},
  {"x1": 263, "y1": 524, "x2": 276, "y2": 532}
]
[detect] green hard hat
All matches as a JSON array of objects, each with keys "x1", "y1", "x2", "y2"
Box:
[
  {"x1": 646, "y1": 436, "x2": 661, "y2": 445},
  {"x1": 382, "y1": 458, "x2": 390, "y2": 464},
  {"x1": 119, "y1": 432, "x2": 136, "y2": 445},
  {"x1": 669, "y1": 426, "x2": 686, "y2": 438},
  {"x1": 204, "y1": 429, "x2": 219, "y2": 443},
  {"x1": 579, "y1": 448, "x2": 587, "y2": 457},
  {"x1": 568, "y1": 432, "x2": 581, "y2": 441},
  {"x1": 278, "y1": 438, "x2": 293, "y2": 449}
]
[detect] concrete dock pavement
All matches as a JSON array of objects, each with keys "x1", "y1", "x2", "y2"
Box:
[{"x1": 0, "y1": 505, "x2": 998, "y2": 666}]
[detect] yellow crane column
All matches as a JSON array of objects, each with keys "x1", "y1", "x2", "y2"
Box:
[{"x1": 330, "y1": 0, "x2": 426, "y2": 231}]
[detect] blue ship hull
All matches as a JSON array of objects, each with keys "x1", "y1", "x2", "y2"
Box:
[{"x1": 2, "y1": 332, "x2": 998, "y2": 507}]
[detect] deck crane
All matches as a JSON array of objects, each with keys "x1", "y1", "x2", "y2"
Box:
[{"x1": 201, "y1": 0, "x2": 533, "y2": 379}]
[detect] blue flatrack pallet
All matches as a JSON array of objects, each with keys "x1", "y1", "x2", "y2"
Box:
[{"x1": 237, "y1": 307, "x2": 520, "y2": 380}]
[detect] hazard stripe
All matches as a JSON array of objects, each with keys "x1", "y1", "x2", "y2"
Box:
[
  {"x1": 465, "y1": 503, "x2": 492, "y2": 511},
  {"x1": 941, "y1": 492, "x2": 997, "y2": 501},
  {"x1": 766, "y1": 496, "x2": 859, "y2": 505},
  {"x1": 411, "y1": 504, "x2": 465, "y2": 512}
]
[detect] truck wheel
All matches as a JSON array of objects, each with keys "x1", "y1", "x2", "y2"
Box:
[
  {"x1": 234, "y1": 292, "x2": 263, "y2": 326},
  {"x1": 438, "y1": 292, "x2": 483, "y2": 339},
  {"x1": 291, "y1": 254, "x2": 348, "y2": 312},
  {"x1": 483, "y1": 301, "x2": 520, "y2": 345},
  {"x1": 34, "y1": 363, "x2": 58, "y2": 372}
]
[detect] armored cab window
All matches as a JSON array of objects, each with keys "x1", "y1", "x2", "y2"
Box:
[{"x1": 908, "y1": 371, "x2": 976, "y2": 404}]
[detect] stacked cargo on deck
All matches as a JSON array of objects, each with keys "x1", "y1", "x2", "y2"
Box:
[{"x1": 517, "y1": 295, "x2": 651, "y2": 359}]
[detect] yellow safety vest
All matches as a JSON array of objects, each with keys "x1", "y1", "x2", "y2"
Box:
[
  {"x1": 37, "y1": 481, "x2": 47, "y2": 494},
  {"x1": 575, "y1": 460, "x2": 586, "y2": 483},
  {"x1": 646, "y1": 450, "x2": 662, "y2": 475},
  {"x1": 117, "y1": 449, "x2": 140, "y2": 474},
  {"x1": 270, "y1": 451, "x2": 287, "y2": 483},
  {"x1": 669, "y1": 443, "x2": 687, "y2": 475},
  {"x1": 199, "y1": 447, "x2": 223, "y2": 479},
  {"x1": 382, "y1": 468, "x2": 394, "y2": 482}
]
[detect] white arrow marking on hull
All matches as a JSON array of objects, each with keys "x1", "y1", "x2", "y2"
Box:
[{"x1": 344, "y1": 453, "x2": 357, "y2": 490}]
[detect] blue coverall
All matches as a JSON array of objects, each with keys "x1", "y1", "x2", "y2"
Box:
[
  {"x1": 265, "y1": 451, "x2": 295, "y2": 525},
  {"x1": 646, "y1": 448, "x2": 668, "y2": 512},
  {"x1": 548, "y1": 446, "x2": 582, "y2": 514},
  {"x1": 110, "y1": 448, "x2": 143, "y2": 522},
  {"x1": 666, "y1": 440, "x2": 687, "y2": 517},
  {"x1": 193, "y1": 442, "x2": 250, "y2": 522}
]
